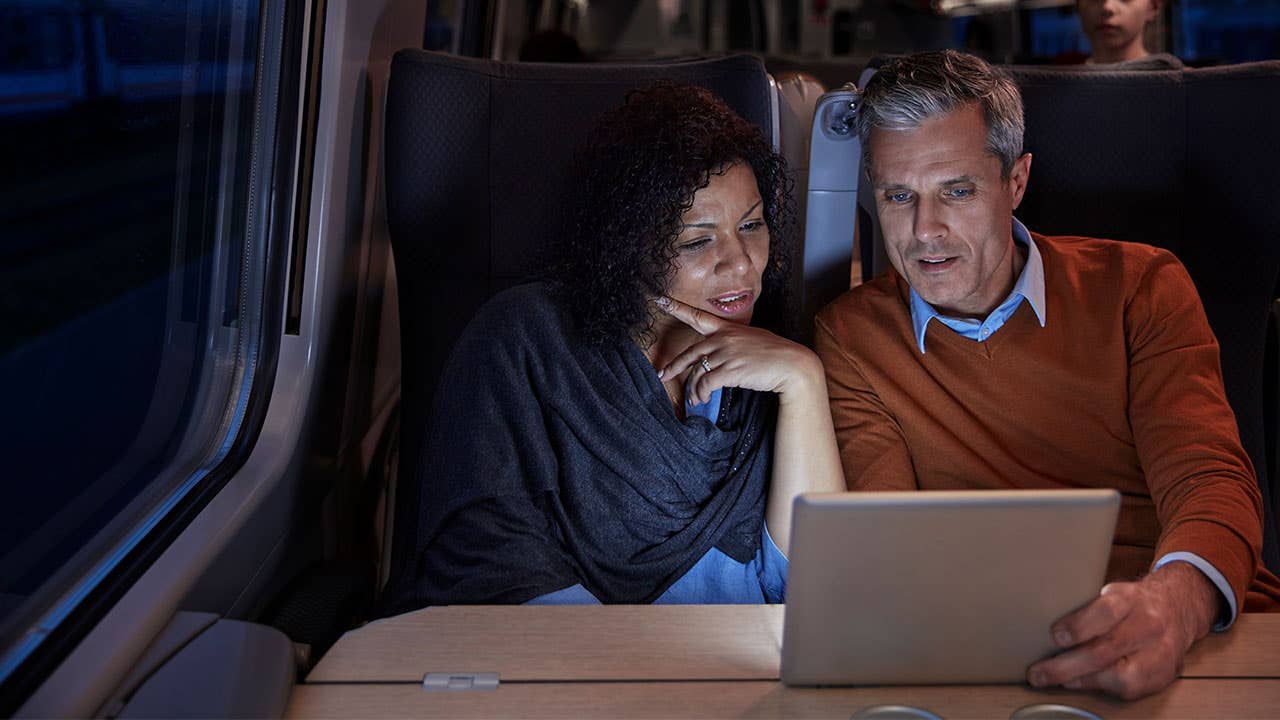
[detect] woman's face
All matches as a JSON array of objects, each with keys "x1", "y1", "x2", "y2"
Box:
[{"x1": 666, "y1": 162, "x2": 769, "y2": 325}]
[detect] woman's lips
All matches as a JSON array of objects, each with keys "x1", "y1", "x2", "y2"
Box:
[{"x1": 708, "y1": 290, "x2": 755, "y2": 316}]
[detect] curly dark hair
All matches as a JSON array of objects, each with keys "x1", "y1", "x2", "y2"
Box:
[{"x1": 550, "y1": 81, "x2": 794, "y2": 346}]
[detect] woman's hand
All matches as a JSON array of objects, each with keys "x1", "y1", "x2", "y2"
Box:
[
  {"x1": 654, "y1": 295, "x2": 844, "y2": 556},
  {"x1": 654, "y1": 296, "x2": 824, "y2": 406}
]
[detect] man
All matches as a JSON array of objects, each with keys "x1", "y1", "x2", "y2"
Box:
[{"x1": 814, "y1": 50, "x2": 1280, "y2": 700}]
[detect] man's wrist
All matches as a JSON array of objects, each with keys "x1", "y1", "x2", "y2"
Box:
[
  {"x1": 1154, "y1": 552, "x2": 1237, "y2": 630},
  {"x1": 1148, "y1": 561, "x2": 1220, "y2": 642}
]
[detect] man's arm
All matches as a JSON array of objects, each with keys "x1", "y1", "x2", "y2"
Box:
[
  {"x1": 813, "y1": 312, "x2": 917, "y2": 491},
  {"x1": 1125, "y1": 251, "x2": 1262, "y2": 612},
  {"x1": 1029, "y1": 249, "x2": 1263, "y2": 699}
]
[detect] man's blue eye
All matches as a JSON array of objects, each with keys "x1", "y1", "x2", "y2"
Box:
[
  {"x1": 889, "y1": 192, "x2": 912, "y2": 203},
  {"x1": 947, "y1": 188, "x2": 973, "y2": 198}
]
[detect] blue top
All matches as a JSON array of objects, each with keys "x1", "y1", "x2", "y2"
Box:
[
  {"x1": 906, "y1": 217, "x2": 1235, "y2": 628},
  {"x1": 528, "y1": 383, "x2": 789, "y2": 605}
]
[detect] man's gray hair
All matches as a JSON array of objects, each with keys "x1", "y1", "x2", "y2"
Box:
[{"x1": 857, "y1": 50, "x2": 1025, "y2": 178}]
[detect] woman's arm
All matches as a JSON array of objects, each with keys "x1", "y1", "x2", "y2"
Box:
[
  {"x1": 655, "y1": 297, "x2": 844, "y2": 555},
  {"x1": 763, "y1": 348, "x2": 844, "y2": 555}
]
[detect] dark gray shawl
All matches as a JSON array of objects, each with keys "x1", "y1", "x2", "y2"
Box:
[{"x1": 384, "y1": 283, "x2": 774, "y2": 608}]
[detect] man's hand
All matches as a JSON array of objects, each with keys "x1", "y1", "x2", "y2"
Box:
[{"x1": 1027, "y1": 561, "x2": 1221, "y2": 700}]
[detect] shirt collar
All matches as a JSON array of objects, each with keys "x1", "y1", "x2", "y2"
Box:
[{"x1": 908, "y1": 217, "x2": 1047, "y2": 354}]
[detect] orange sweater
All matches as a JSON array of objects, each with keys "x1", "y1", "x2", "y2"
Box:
[{"x1": 815, "y1": 233, "x2": 1280, "y2": 612}]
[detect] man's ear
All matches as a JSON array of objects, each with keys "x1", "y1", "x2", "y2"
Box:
[
  {"x1": 1009, "y1": 152, "x2": 1033, "y2": 210},
  {"x1": 1147, "y1": 0, "x2": 1162, "y2": 22}
]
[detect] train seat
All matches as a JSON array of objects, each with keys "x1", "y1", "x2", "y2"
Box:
[
  {"x1": 381, "y1": 50, "x2": 784, "y2": 597},
  {"x1": 772, "y1": 70, "x2": 830, "y2": 337},
  {"x1": 837, "y1": 59, "x2": 1280, "y2": 575}
]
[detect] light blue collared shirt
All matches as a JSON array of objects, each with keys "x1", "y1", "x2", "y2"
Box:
[{"x1": 906, "y1": 218, "x2": 1235, "y2": 628}]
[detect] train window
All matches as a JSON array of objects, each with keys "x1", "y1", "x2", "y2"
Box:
[
  {"x1": 424, "y1": 0, "x2": 461, "y2": 52},
  {"x1": 502, "y1": 0, "x2": 715, "y2": 60},
  {"x1": 1174, "y1": 0, "x2": 1280, "y2": 64},
  {"x1": 0, "y1": 0, "x2": 287, "y2": 702},
  {"x1": 1024, "y1": 4, "x2": 1089, "y2": 60},
  {"x1": 1, "y1": 7, "x2": 76, "y2": 71}
]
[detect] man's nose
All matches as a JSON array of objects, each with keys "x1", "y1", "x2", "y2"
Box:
[{"x1": 913, "y1": 198, "x2": 947, "y2": 244}]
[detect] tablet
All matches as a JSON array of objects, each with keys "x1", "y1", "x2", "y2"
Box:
[{"x1": 780, "y1": 489, "x2": 1119, "y2": 686}]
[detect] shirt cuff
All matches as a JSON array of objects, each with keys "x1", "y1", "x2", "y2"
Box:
[
  {"x1": 1154, "y1": 551, "x2": 1236, "y2": 631},
  {"x1": 759, "y1": 522, "x2": 789, "y2": 603}
]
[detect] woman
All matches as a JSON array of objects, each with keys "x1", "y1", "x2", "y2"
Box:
[{"x1": 386, "y1": 82, "x2": 842, "y2": 608}]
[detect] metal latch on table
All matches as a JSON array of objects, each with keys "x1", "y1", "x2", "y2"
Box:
[{"x1": 422, "y1": 672, "x2": 500, "y2": 691}]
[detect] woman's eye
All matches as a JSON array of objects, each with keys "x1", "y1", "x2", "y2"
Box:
[
  {"x1": 678, "y1": 237, "x2": 711, "y2": 251},
  {"x1": 740, "y1": 220, "x2": 765, "y2": 232}
]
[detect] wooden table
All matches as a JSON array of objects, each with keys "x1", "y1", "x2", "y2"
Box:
[{"x1": 286, "y1": 606, "x2": 1280, "y2": 718}]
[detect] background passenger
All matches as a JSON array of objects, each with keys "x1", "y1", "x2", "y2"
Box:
[
  {"x1": 382, "y1": 83, "x2": 842, "y2": 610},
  {"x1": 1077, "y1": 0, "x2": 1161, "y2": 64},
  {"x1": 815, "y1": 50, "x2": 1280, "y2": 700}
]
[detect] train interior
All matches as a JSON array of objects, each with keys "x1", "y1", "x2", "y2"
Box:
[{"x1": 3, "y1": 0, "x2": 1280, "y2": 716}]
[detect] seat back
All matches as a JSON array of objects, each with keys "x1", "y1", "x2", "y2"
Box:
[
  {"x1": 383, "y1": 50, "x2": 776, "y2": 586},
  {"x1": 846, "y1": 60, "x2": 1280, "y2": 573},
  {"x1": 1011, "y1": 65, "x2": 1186, "y2": 252},
  {"x1": 1182, "y1": 63, "x2": 1280, "y2": 576},
  {"x1": 802, "y1": 85, "x2": 861, "y2": 340},
  {"x1": 1008, "y1": 62, "x2": 1280, "y2": 575},
  {"x1": 773, "y1": 71, "x2": 839, "y2": 338}
]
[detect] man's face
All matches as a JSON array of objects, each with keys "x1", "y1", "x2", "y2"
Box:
[{"x1": 868, "y1": 103, "x2": 1031, "y2": 319}]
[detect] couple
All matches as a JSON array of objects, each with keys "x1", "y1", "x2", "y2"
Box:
[{"x1": 386, "y1": 51, "x2": 1280, "y2": 699}]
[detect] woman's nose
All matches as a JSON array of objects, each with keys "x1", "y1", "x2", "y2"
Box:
[{"x1": 717, "y1": 233, "x2": 754, "y2": 276}]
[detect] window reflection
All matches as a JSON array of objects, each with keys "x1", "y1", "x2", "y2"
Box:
[{"x1": 0, "y1": 0, "x2": 265, "y2": 665}]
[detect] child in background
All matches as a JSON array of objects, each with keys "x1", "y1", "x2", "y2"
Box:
[{"x1": 1077, "y1": 0, "x2": 1162, "y2": 64}]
